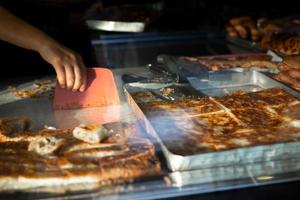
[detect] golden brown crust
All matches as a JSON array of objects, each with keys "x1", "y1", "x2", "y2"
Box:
[
  {"x1": 138, "y1": 88, "x2": 300, "y2": 155},
  {"x1": 274, "y1": 56, "x2": 300, "y2": 91},
  {"x1": 261, "y1": 33, "x2": 300, "y2": 55},
  {"x1": 282, "y1": 55, "x2": 300, "y2": 69},
  {"x1": 0, "y1": 121, "x2": 160, "y2": 191},
  {"x1": 182, "y1": 54, "x2": 277, "y2": 71},
  {"x1": 273, "y1": 73, "x2": 300, "y2": 91}
]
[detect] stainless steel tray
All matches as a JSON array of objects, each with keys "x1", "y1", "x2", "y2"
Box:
[
  {"x1": 189, "y1": 70, "x2": 300, "y2": 97},
  {"x1": 124, "y1": 70, "x2": 300, "y2": 172},
  {"x1": 226, "y1": 36, "x2": 287, "y2": 57},
  {"x1": 170, "y1": 158, "x2": 300, "y2": 187},
  {"x1": 226, "y1": 36, "x2": 266, "y2": 52},
  {"x1": 85, "y1": 2, "x2": 164, "y2": 32},
  {"x1": 86, "y1": 20, "x2": 146, "y2": 32},
  {"x1": 157, "y1": 53, "x2": 279, "y2": 79}
]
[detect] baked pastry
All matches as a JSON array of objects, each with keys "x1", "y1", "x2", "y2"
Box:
[
  {"x1": 181, "y1": 54, "x2": 278, "y2": 71},
  {"x1": 137, "y1": 88, "x2": 300, "y2": 155},
  {"x1": 0, "y1": 120, "x2": 160, "y2": 191},
  {"x1": 72, "y1": 124, "x2": 111, "y2": 144},
  {"x1": 273, "y1": 55, "x2": 300, "y2": 90},
  {"x1": 261, "y1": 33, "x2": 300, "y2": 55}
]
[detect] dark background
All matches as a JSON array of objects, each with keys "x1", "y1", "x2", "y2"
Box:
[{"x1": 0, "y1": 0, "x2": 298, "y2": 77}]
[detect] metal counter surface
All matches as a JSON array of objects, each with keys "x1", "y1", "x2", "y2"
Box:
[{"x1": 1, "y1": 67, "x2": 300, "y2": 199}]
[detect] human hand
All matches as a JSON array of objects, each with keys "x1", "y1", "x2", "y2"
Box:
[
  {"x1": 39, "y1": 41, "x2": 87, "y2": 92},
  {"x1": 0, "y1": 5, "x2": 87, "y2": 91}
]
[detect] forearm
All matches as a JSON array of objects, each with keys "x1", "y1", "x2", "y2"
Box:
[
  {"x1": 0, "y1": 6, "x2": 87, "y2": 92},
  {"x1": 0, "y1": 6, "x2": 56, "y2": 53}
]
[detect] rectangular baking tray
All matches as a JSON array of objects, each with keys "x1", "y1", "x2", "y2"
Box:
[
  {"x1": 226, "y1": 36, "x2": 266, "y2": 52},
  {"x1": 226, "y1": 36, "x2": 288, "y2": 58},
  {"x1": 189, "y1": 70, "x2": 300, "y2": 96},
  {"x1": 170, "y1": 158, "x2": 300, "y2": 187},
  {"x1": 85, "y1": 2, "x2": 164, "y2": 32},
  {"x1": 157, "y1": 53, "x2": 279, "y2": 77},
  {"x1": 124, "y1": 70, "x2": 300, "y2": 172}
]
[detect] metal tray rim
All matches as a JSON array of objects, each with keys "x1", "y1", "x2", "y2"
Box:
[{"x1": 124, "y1": 71, "x2": 300, "y2": 171}]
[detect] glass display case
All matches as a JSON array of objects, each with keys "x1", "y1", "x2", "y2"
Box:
[{"x1": 1, "y1": 1, "x2": 300, "y2": 199}]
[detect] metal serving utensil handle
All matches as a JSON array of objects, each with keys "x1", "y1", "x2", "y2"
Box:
[{"x1": 267, "y1": 50, "x2": 283, "y2": 62}]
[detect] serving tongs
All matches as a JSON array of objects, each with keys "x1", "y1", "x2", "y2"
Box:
[
  {"x1": 149, "y1": 84, "x2": 206, "y2": 102},
  {"x1": 122, "y1": 71, "x2": 178, "y2": 101},
  {"x1": 122, "y1": 62, "x2": 177, "y2": 84},
  {"x1": 146, "y1": 63, "x2": 172, "y2": 76},
  {"x1": 157, "y1": 55, "x2": 209, "y2": 83},
  {"x1": 123, "y1": 60, "x2": 206, "y2": 101},
  {"x1": 157, "y1": 54, "x2": 213, "y2": 93}
]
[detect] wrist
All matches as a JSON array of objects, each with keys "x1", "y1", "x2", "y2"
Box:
[{"x1": 33, "y1": 34, "x2": 58, "y2": 54}]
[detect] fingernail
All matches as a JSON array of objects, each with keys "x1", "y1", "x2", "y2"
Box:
[
  {"x1": 72, "y1": 89, "x2": 77, "y2": 92},
  {"x1": 80, "y1": 86, "x2": 85, "y2": 92}
]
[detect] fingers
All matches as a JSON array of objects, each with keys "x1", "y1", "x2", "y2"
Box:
[
  {"x1": 54, "y1": 64, "x2": 66, "y2": 88},
  {"x1": 39, "y1": 42, "x2": 87, "y2": 92},
  {"x1": 73, "y1": 65, "x2": 82, "y2": 92},
  {"x1": 65, "y1": 64, "x2": 75, "y2": 90},
  {"x1": 69, "y1": 55, "x2": 87, "y2": 92},
  {"x1": 58, "y1": 59, "x2": 87, "y2": 92},
  {"x1": 55, "y1": 62, "x2": 86, "y2": 92},
  {"x1": 79, "y1": 60, "x2": 87, "y2": 92},
  {"x1": 78, "y1": 57, "x2": 87, "y2": 92},
  {"x1": 79, "y1": 76, "x2": 87, "y2": 92}
]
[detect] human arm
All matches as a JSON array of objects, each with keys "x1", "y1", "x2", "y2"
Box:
[{"x1": 0, "y1": 6, "x2": 87, "y2": 92}]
